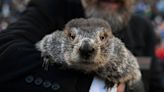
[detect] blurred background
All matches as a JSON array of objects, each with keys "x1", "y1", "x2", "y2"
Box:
[
  {"x1": 0, "y1": 0, "x2": 164, "y2": 91},
  {"x1": 0, "y1": 0, "x2": 30, "y2": 31}
]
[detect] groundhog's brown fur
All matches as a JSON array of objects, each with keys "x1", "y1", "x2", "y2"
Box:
[{"x1": 36, "y1": 18, "x2": 141, "y2": 88}]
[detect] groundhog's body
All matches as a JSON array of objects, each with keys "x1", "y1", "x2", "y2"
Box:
[{"x1": 36, "y1": 18, "x2": 141, "y2": 88}]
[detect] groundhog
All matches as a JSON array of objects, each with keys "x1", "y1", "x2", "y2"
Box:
[{"x1": 36, "y1": 18, "x2": 141, "y2": 88}]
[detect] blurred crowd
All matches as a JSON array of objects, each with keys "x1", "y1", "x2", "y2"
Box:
[
  {"x1": 0, "y1": 0, "x2": 164, "y2": 36},
  {"x1": 0, "y1": 0, "x2": 30, "y2": 31}
]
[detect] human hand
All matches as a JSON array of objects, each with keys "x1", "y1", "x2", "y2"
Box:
[{"x1": 117, "y1": 83, "x2": 125, "y2": 92}]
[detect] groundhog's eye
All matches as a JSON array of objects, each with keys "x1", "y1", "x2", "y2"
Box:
[
  {"x1": 100, "y1": 32, "x2": 108, "y2": 41},
  {"x1": 69, "y1": 33, "x2": 76, "y2": 40},
  {"x1": 100, "y1": 36, "x2": 105, "y2": 40}
]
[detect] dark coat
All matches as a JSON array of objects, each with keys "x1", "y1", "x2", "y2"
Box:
[{"x1": 0, "y1": 0, "x2": 163, "y2": 92}]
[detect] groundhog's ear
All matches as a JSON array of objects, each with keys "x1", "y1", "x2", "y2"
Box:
[
  {"x1": 108, "y1": 31, "x2": 113, "y2": 38},
  {"x1": 81, "y1": 0, "x2": 97, "y2": 9},
  {"x1": 105, "y1": 27, "x2": 113, "y2": 38}
]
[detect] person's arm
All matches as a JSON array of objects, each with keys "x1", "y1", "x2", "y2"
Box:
[
  {"x1": 0, "y1": 0, "x2": 64, "y2": 84},
  {"x1": 0, "y1": 0, "x2": 93, "y2": 92},
  {"x1": 0, "y1": 0, "x2": 68, "y2": 82}
]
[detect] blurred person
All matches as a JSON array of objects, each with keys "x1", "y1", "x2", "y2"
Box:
[
  {"x1": 0, "y1": 0, "x2": 163, "y2": 92},
  {"x1": 153, "y1": 0, "x2": 164, "y2": 19},
  {"x1": 82, "y1": 0, "x2": 154, "y2": 56},
  {"x1": 1, "y1": 0, "x2": 11, "y2": 18},
  {"x1": 155, "y1": 21, "x2": 164, "y2": 60},
  {"x1": 133, "y1": 0, "x2": 148, "y2": 16},
  {"x1": 12, "y1": 0, "x2": 30, "y2": 12},
  {"x1": 0, "y1": 0, "x2": 30, "y2": 29},
  {"x1": 154, "y1": 31, "x2": 164, "y2": 92},
  {"x1": 156, "y1": 0, "x2": 164, "y2": 14},
  {"x1": 82, "y1": 0, "x2": 163, "y2": 92},
  {"x1": 9, "y1": 0, "x2": 30, "y2": 23}
]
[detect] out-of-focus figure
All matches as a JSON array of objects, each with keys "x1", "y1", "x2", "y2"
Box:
[{"x1": 0, "y1": 0, "x2": 30, "y2": 32}]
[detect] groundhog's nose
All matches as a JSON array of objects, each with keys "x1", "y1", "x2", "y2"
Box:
[{"x1": 79, "y1": 41, "x2": 95, "y2": 58}]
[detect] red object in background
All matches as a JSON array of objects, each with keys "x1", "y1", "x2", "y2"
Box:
[{"x1": 155, "y1": 46, "x2": 164, "y2": 61}]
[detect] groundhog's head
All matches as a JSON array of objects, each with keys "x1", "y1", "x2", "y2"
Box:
[{"x1": 62, "y1": 18, "x2": 113, "y2": 72}]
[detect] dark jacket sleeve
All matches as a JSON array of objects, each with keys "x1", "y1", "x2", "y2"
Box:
[{"x1": 0, "y1": 0, "x2": 92, "y2": 92}]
